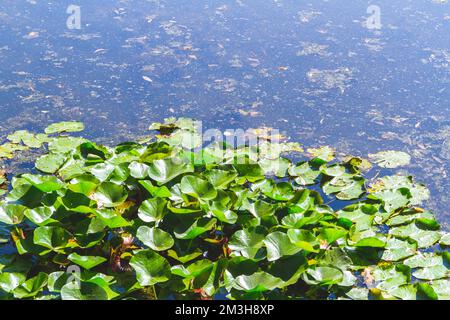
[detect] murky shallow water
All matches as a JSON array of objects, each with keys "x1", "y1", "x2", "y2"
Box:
[{"x1": 0, "y1": 0, "x2": 449, "y2": 226}]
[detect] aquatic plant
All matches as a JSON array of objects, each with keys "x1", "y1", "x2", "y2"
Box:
[{"x1": 0, "y1": 118, "x2": 448, "y2": 300}]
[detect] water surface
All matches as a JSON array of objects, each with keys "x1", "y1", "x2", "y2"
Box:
[{"x1": 0, "y1": 0, "x2": 449, "y2": 225}]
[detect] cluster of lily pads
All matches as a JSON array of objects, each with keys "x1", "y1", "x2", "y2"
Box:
[{"x1": 0, "y1": 118, "x2": 448, "y2": 300}]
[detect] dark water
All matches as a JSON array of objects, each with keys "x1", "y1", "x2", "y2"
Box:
[{"x1": 0, "y1": 0, "x2": 449, "y2": 226}]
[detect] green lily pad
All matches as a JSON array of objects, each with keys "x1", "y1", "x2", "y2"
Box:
[
  {"x1": 138, "y1": 198, "x2": 167, "y2": 222},
  {"x1": 136, "y1": 226, "x2": 174, "y2": 251},
  {"x1": 67, "y1": 253, "x2": 107, "y2": 270},
  {"x1": 147, "y1": 157, "x2": 194, "y2": 184},
  {"x1": 233, "y1": 271, "x2": 284, "y2": 292},
  {"x1": 45, "y1": 121, "x2": 85, "y2": 134},
  {"x1": 92, "y1": 182, "x2": 128, "y2": 208},
  {"x1": 368, "y1": 150, "x2": 411, "y2": 168},
  {"x1": 228, "y1": 227, "x2": 267, "y2": 259},
  {"x1": 129, "y1": 249, "x2": 171, "y2": 286},
  {"x1": 264, "y1": 231, "x2": 302, "y2": 261},
  {"x1": 180, "y1": 175, "x2": 218, "y2": 200},
  {"x1": 0, "y1": 204, "x2": 26, "y2": 225}
]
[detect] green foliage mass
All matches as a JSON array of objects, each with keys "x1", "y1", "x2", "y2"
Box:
[{"x1": 0, "y1": 118, "x2": 448, "y2": 300}]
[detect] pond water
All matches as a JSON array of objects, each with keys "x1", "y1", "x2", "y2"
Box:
[{"x1": 0, "y1": 0, "x2": 449, "y2": 226}]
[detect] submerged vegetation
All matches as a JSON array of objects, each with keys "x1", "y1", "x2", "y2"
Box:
[{"x1": 0, "y1": 118, "x2": 448, "y2": 300}]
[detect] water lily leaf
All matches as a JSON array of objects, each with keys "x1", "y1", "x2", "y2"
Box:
[
  {"x1": 337, "y1": 203, "x2": 378, "y2": 232},
  {"x1": 0, "y1": 272, "x2": 26, "y2": 292},
  {"x1": 370, "y1": 175, "x2": 430, "y2": 205},
  {"x1": 45, "y1": 121, "x2": 85, "y2": 134},
  {"x1": 35, "y1": 153, "x2": 67, "y2": 174},
  {"x1": 430, "y1": 279, "x2": 450, "y2": 300},
  {"x1": 58, "y1": 158, "x2": 86, "y2": 181},
  {"x1": 389, "y1": 284, "x2": 417, "y2": 300},
  {"x1": 288, "y1": 161, "x2": 321, "y2": 186},
  {"x1": 204, "y1": 168, "x2": 238, "y2": 189},
  {"x1": 48, "y1": 137, "x2": 86, "y2": 154},
  {"x1": 369, "y1": 188, "x2": 411, "y2": 213},
  {"x1": 147, "y1": 157, "x2": 194, "y2": 184},
  {"x1": 136, "y1": 226, "x2": 174, "y2": 251},
  {"x1": 21, "y1": 174, "x2": 64, "y2": 193},
  {"x1": 174, "y1": 217, "x2": 217, "y2": 240},
  {"x1": 228, "y1": 227, "x2": 267, "y2": 259},
  {"x1": 368, "y1": 150, "x2": 411, "y2": 168},
  {"x1": 94, "y1": 209, "x2": 132, "y2": 228},
  {"x1": 0, "y1": 143, "x2": 28, "y2": 159},
  {"x1": 233, "y1": 163, "x2": 264, "y2": 182},
  {"x1": 139, "y1": 180, "x2": 171, "y2": 198},
  {"x1": 440, "y1": 233, "x2": 450, "y2": 246},
  {"x1": 233, "y1": 271, "x2": 284, "y2": 292},
  {"x1": 13, "y1": 272, "x2": 48, "y2": 299},
  {"x1": 259, "y1": 158, "x2": 291, "y2": 177},
  {"x1": 138, "y1": 198, "x2": 167, "y2": 222},
  {"x1": 7, "y1": 130, "x2": 48, "y2": 148},
  {"x1": 344, "y1": 156, "x2": 372, "y2": 172},
  {"x1": 304, "y1": 266, "x2": 343, "y2": 285},
  {"x1": 264, "y1": 231, "x2": 302, "y2": 261},
  {"x1": 128, "y1": 162, "x2": 150, "y2": 179},
  {"x1": 322, "y1": 174, "x2": 365, "y2": 200},
  {"x1": 413, "y1": 265, "x2": 448, "y2": 281},
  {"x1": 171, "y1": 259, "x2": 213, "y2": 279},
  {"x1": 33, "y1": 226, "x2": 74, "y2": 252},
  {"x1": 354, "y1": 237, "x2": 386, "y2": 248},
  {"x1": 346, "y1": 287, "x2": 369, "y2": 300},
  {"x1": 180, "y1": 175, "x2": 217, "y2": 200},
  {"x1": 89, "y1": 163, "x2": 115, "y2": 182},
  {"x1": 0, "y1": 204, "x2": 26, "y2": 225},
  {"x1": 24, "y1": 207, "x2": 55, "y2": 226},
  {"x1": 390, "y1": 222, "x2": 441, "y2": 248},
  {"x1": 320, "y1": 164, "x2": 346, "y2": 177},
  {"x1": 61, "y1": 281, "x2": 108, "y2": 300},
  {"x1": 261, "y1": 181, "x2": 295, "y2": 201},
  {"x1": 207, "y1": 195, "x2": 238, "y2": 224},
  {"x1": 287, "y1": 229, "x2": 319, "y2": 252},
  {"x1": 307, "y1": 146, "x2": 335, "y2": 162},
  {"x1": 381, "y1": 238, "x2": 417, "y2": 261},
  {"x1": 243, "y1": 199, "x2": 276, "y2": 218},
  {"x1": 319, "y1": 227, "x2": 348, "y2": 244},
  {"x1": 67, "y1": 253, "x2": 107, "y2": 270},
  {"x1": 92, "y1": 182, "x2": 127, "y2": 208},
  {"x1": 129, "y1": 249, "x2": 171, "y2": 286},
  {"x1": 404, "y1": 253, "x2": 443, "y2": 268}
]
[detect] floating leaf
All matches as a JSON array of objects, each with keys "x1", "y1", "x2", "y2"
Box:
[
  {"x1": 67, "y1": 253, "x2": 107, "y2": 270},
  {"x1": 368, "y1": 151, "x2": 411, "y2": 168},
  {"x1": 264, "y1": 232, "x2": 302, "y2": 261},
  {"x1": 137, "y1": 226, "x2": 174, "y2": 251},
  {"x1": 129, "y1": 250, "x2": 171, "y2": 286},
  {"x1": 45, "y1": 121, "x2": 85, "y2": 134}
]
